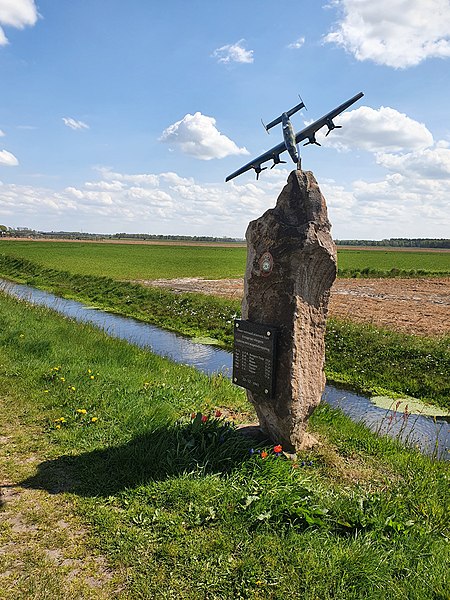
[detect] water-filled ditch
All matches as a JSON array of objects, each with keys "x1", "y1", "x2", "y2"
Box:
[{"x1": 1, "y1": 278, "x2": 448, "y2": 460}]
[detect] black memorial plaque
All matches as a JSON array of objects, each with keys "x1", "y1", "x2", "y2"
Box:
[{"x1": 232, "y1": 319, "x2": 277, "y2": 398}]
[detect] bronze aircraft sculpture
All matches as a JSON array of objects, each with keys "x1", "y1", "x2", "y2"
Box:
[{"x1": 225, "y1": 91, "x2": 364, "y2": 182}]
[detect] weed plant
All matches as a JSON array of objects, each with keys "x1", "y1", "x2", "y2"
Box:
[
  {"x1": 1, "y1": 254, "x2": 449, "y2": 409},
  {"x1": 0, "y1": 292, "x2": 449, "y2": 599}
]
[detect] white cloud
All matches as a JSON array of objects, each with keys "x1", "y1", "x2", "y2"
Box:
[
  {"x1": 288, "y1": 37, "x2": 305, "y2": 49},
  {"x1": 1, "y1": 163, "x2": 449, "y2": 238},
  {"x1": 159, "y1": 112, "x2": 249, "y2": 160},
  {"x1": 0, "y1": 149, "x2": 18, "y2": 166},
  {"x1": 0, "y1": 129, "x2": 4, "y2": 137},
  {"x1": 0, "y1": 0, "x2": 38, "y2": 45},
  {"x1": 376, "y1": 145, "x2": 450, "y2": 179},
  {"x1": 325, "y1": 0, "x2": 450, "y2": 68},
  {"x1": 212, "y1": 39, "x2": 254, "y2": 64},
  {"x1": 321, "y1": 106, "x2": 434, "y2": 153},
  {"x1": 62, "y1": 117, "x2": 89, "y2": 131}
]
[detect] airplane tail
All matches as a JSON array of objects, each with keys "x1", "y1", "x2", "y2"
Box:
[{"x1": 263, "y1": 97, "x2": 305, "y2": 132}]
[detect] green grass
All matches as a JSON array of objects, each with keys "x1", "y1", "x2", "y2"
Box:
[
  {"x1": 337, "y1": 248, "x2": 450, "y2": 276},
  {"x1": 1, "y1": 292, "x2": 449, "y2": 599},
  {"x1": 1, "y1": 253, "x2": 449, "y2": 409},
  {"x1": 1, "y1": 240, "x2": 449, "y2": 279}
]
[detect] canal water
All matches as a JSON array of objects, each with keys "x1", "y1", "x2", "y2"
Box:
[{"x1": 1, "y1": 278, "x2": 448, "y2": 460}]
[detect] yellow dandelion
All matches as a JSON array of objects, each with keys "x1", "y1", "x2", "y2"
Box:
[
  {"x1": 60, "y1": 377, "x2": 65, "y2": 382},
  {"x1": 90, "y1": 375, "x2": 95, "y2": 380},
  {"x1": 88, "y1": 369, "x2": 92, "y2": 374},
  {"x1": 55, "y1": 424, "x2": 61, "y2": 429},
  {"x1": 76, "y1": 408, "x2": 87, "y2": 415},
  {"x1": 44, "y1": 390, "x2": 49, "y2": 393},
  {"x1": 70, "y1": 386, "x2": 76, "y2": 391},
  {"x1": 91, "y1": 417, "x2": 98, "y2": 423}
]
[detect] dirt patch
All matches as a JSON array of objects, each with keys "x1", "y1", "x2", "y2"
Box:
[{"x1": 137, "y1": 277, "x2": 450, "y2": 337}]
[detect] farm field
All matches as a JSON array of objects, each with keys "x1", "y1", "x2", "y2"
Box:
[
  {"x1": 0, "y1": 252, "x2": 449, "y2": 409},
  {"x1": 0, "y1": 239, "x2": 449, "y2": 279},
  {"x1": 146, "y1": 276, "x2": 450, "y2": 337}
]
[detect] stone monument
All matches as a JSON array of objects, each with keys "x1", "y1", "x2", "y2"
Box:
[{"x1": 237, "y1": 169, "x2": 337, "y2": 453}]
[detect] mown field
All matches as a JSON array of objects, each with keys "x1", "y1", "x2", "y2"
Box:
[
  {"x1": 1, "y1": 293, "x2": 449, "y2": 599},
  {"x1": 0, "y1": 240, "x2": 449, "y2": 279}
]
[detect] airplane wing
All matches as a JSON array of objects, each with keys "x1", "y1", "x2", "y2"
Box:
[
  {"x1": 294, "y1": 92, "x2": 364, "y2": 146},
  {"x1": 225, "y1": 92, "x2": 364, "y2": 182},
  {"x1": 225, "y1": 140, "x2": 287, "y2": 182}
]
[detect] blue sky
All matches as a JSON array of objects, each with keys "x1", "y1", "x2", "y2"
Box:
[{"x1": 1, "y1": 0, "x2": 450, "y2": 239}]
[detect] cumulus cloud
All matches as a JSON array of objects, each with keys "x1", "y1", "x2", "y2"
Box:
[
  {"x1": 376, "y1": 145, "x2": 450, "y2": 179},
  {"x1": 320, "y1": 105, "x2": 434, "y2": 153},
  {"x1": 0, "y1": 0, "x2": 38, "y2": 45},
  {"x1": 0, "y1": 149, "x2": 18, "y2": 166},
  {"x1": 212, "y1": 39, "x2": 254, "y2": 64},
  {"x1": 159, "y1": 112, "x2": 249, "y2": 160},
  {"x1": 62, "y1": 117, "x2": 89, "y2": 131},
  {"x1": 1, "y1": 162, "x2": 449, "y2": 238},
  {"x1": 288, "y1": 37, "x2": 305, "y2": 49},
  {"x1": 325, "y1": 0, "x2": 450, "y2": 68}
]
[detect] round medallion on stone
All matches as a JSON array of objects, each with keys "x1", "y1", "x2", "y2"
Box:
[{"x1": 259, "y1": 251, "x2": 273, "y2": 277}]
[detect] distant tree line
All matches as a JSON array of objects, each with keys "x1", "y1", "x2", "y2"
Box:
[
  {"x1": 2, "y1": 227, "x2": 448, "y2": 248},
  {"x1": 0, "y1": 226, "x2": 244, "y2": 243},
  {"x1": 335, "y1": 238, "x2": 450, "y2": 249}
]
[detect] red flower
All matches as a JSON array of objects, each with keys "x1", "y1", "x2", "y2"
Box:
[
  {"x1": 260, "y1": 451, "x2": 268, "y2": 459},
  {"x1": 215, "y1": 410, "x2": 222, "y2": 418},
  {"x1": 191, "y1": 413, "x2": 196, "y2": 419},
  {"x1": 201, "y1": 415, "x2": 208, "y2": 423},
  {"x1": 274, "y1": 445, "x2": 282, "y2": 454}
]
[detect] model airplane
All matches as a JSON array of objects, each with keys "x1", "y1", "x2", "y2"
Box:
[{"x1": 225, "y1": 91, "x2": 364, "y2": 182}]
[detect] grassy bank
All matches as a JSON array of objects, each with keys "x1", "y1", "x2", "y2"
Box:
[
  {"x1": 1, "y1": 292, "x2": 449, "y2": 599},
  {"x1": 1, "y1": 240, "x2": 449, "y2": 279},
  {"x1": 1, "y1": 254, "x2": 449, "y2": 409}
]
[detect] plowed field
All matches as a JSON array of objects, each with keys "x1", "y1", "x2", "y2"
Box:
[{"x1": 141, "y1": 277, "x2": 450, "y2": 337}]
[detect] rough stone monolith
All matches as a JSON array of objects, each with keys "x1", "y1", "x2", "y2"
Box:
[{"x1": 242, "y1": 170, "x2": 337, "y2": 452}]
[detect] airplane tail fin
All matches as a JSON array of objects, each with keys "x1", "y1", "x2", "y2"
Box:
[{"x1": 263, "y1": 97, "x2": 306, "y2": 132}]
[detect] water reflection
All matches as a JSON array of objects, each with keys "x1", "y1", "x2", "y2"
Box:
[{"x1": 1, "y1": 278, "x2": 448, "y2": 460}]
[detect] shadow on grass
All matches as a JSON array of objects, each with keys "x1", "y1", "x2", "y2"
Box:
[{"x1": 20, "y1": 417, "x2": 261, "y2": 498}]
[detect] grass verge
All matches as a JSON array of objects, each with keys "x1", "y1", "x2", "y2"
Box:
[
  {"x1": 1, "y1": 292, "x2": 449, "y2": 599},
  {"x1": 1, "y1": 254, "x2": 449, "y2": 409}
]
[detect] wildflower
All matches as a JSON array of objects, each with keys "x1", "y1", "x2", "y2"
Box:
[
  {"x1": 191, "y1": 413, "x2": 196, "y2": 419},
  {"x1": 91, "y1": 417, "x2": 98, "y2": 423},
  {"x1": 88, "y1": 369, "x2": 92, "y2": 374},
  {"x1": 44, "y1": 390, "x2": 49, "y2": 393},
  {"x1": 76, "y1": 409, "x2": 87, "y2": 415},
  {"x1": 260, "y1": 451, "x2": 268, "y2": 459},
  {"x1": 19, "y1": 333, "x2": 25, "y2": 338},
  {"x1": 60, "y1": 377, "x2": 65, "y2": 382},
  {"x1": 70, "y1": 386, "x2": 76, "y2": 391},
  {"x1": 215, "y1": 410, "x2": 222, "y2": 418},
  {"x1": 90, "y1": 375, "x2": 95, "y2": 380},
  {"x1": 249, "y1": 448, "x2": 255, "y2": 455},
  {"x1": 201, "y1": 415, "x2": 208, "y2": 423},
  {"x1": 273, "y1": 444, "x2": 282, "y2": 454},
  {"x1": 55, "y1": 424, "x2": 61, "y2": 429}
]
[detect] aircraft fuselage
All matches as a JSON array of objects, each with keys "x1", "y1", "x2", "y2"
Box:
[{"x1": 282, "y1": 113, "x2": 299, "y2": 163}]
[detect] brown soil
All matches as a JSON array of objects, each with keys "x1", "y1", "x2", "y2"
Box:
[{"x1": 139, "y1": 277, "x2": 450, "y2": 337}]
